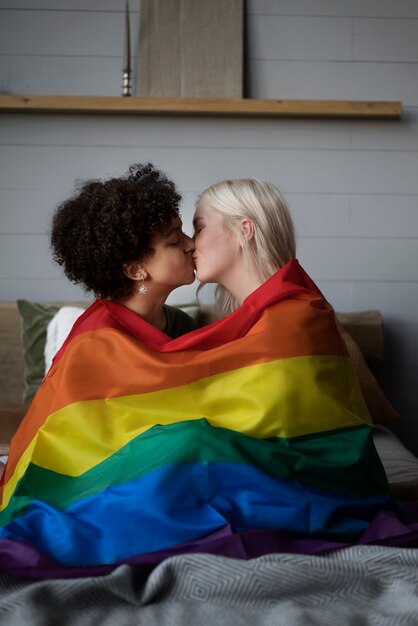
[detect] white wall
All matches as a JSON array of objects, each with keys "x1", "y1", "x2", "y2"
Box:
[{"x1": 0, "y1": 0, "x2": 418, "y2": 451}]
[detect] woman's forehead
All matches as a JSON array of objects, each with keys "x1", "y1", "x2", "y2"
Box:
[
  {"x1": 150, "y1": 217, "x2": 183, "y2": 244},
  {"x1": 193, "y1": 200, "x2": 210, "y2": 222}
]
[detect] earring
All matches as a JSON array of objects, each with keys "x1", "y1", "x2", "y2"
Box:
[{"x1": 138, "y1": 279, "x2": 148, "y2": 295}]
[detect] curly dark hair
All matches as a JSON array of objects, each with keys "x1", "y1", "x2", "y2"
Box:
[{"x1": 51, "y1": 163, "x2": 181, "y2": 300}]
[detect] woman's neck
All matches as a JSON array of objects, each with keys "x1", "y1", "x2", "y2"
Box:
[
  {"x1": 221, "y1": 264, "x2": 264, "y2": 307},
  {"x1": 117, "y1": 293, "x2": 168, "y2": 331}
]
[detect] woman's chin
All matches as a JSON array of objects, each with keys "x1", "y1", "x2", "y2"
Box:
[
  {"x1": 182, "y1": 269, "x2": 197, "y2": 285},
  {"x1": 194, "y1": 266, "x2": 214, "y2": 284}
]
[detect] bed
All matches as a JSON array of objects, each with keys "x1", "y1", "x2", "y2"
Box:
[{"x1": 0, "y1": 295, "x2": 417, "y2": 624}]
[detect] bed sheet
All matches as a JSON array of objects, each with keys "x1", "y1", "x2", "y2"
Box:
[{"x1": 373, "y1": 426, "x2": 418, "y2": 484}]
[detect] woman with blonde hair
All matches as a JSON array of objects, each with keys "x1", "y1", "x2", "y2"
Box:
[
  {"x1": 187, "y1": 175, "x2": 416, "y2": 553},
  {"x1": 193, "y1": 178, "x2": 296, "y2": 316}
]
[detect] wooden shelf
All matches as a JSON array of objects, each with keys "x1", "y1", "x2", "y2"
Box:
[{"x1": 0, "y1": 95, "x2": 402, "y2": 119}]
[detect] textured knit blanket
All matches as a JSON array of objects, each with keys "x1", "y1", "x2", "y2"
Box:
[
  {"x1": 0, "y1": 260, "x2": 415, "y2": 579},
  {"x1": 0, "y1": 547, "x2": 418, "y2": 625}
]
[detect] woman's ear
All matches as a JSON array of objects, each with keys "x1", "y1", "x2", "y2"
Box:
[
  {"x1": 123, "y1": 262, "x2": 147, "y2": 281},
  {"x1": 241, "y1": 218, "x2": 255, "y2": 243}
]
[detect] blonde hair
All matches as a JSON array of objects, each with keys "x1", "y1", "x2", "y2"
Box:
[{"x1": 197, "y1": 178, "x2": 296, "y2": 317}]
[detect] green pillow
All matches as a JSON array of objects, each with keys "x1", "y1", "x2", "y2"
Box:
[{"x1": 17, "y1": 300, "x2": 60, "y2": 405}]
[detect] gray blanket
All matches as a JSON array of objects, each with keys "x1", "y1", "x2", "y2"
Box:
[{"x1": 0, "y1": 546, "x2": 417, "y2": 625}]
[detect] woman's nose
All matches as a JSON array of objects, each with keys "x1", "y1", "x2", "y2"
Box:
[{"x1": 184, "y1": 234, "x2": 195, "y2": 251}]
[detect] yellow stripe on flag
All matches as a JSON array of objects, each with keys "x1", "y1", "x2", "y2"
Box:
[{"x1": 1, "y1": 354, "x2": 370, "y2": 508}]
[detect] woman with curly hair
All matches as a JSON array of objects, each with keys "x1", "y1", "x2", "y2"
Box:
[
  {"x1": 0, "y1": 163, "x2": 207, "y2": 576},
  {"x1": 51, "y1": 162, "x2": 197, "y2": 337}
]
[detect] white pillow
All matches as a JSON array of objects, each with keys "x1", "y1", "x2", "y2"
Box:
[{"x1": 44, "y1": 306, "x2": 85, "y2": 374}]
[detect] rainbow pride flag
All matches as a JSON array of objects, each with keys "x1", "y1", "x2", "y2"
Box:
[{"x1": 0, "y1": 260, "x2": 411, "y2": 579}]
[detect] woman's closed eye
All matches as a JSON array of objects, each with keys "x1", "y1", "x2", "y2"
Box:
[{"x1": 168, "y1": 229, "x2": 190, "y2": 246}]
